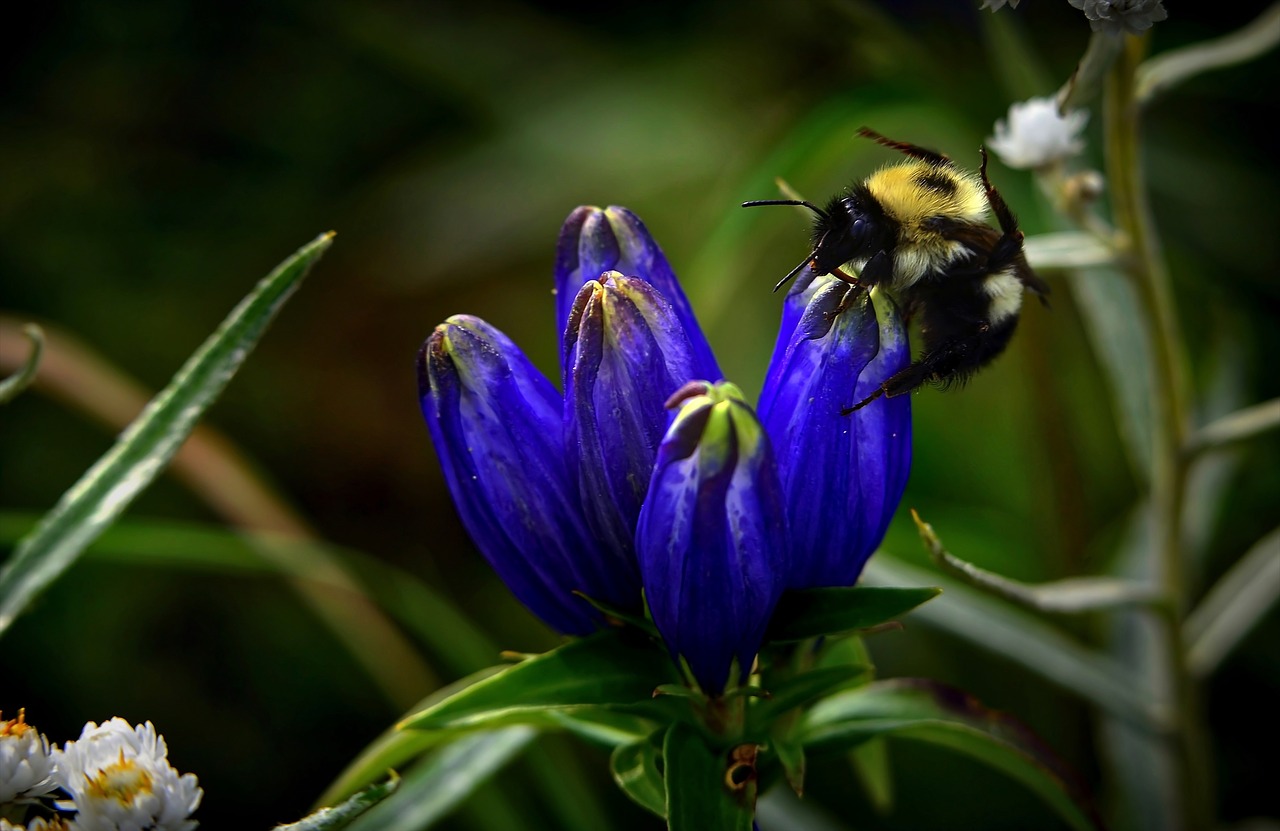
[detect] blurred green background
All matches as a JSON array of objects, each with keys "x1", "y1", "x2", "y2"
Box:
[{"x1": 2, "y1": 1, "x2": 1277, "y2": 829}]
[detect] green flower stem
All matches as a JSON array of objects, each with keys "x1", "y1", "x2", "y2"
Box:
[{"x1": 1105, "y1": 35, "x2": 1209, "y2": 830}]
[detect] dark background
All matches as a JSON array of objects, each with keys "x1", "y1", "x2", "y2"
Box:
[{"x1": 2, "y1": 1, "x2": 1277, "y2": 829}]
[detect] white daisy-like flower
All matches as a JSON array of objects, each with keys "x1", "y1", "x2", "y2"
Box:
[
  {"x1": 0, "y1": 817, "x2": 72, "y2": 831},
  {"x1": 988, "y1": 97, "x2": 1089, "y2": 171},
  {"x1": 52, "y1": 719, "x2": 202, "y2": 831},
  {"x1": 0, "y1": 710, "x2": 58, "y2": 805}
]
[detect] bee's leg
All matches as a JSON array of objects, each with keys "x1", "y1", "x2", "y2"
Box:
[
  {"x1": 979, "y1": 147, "x2": 1026, "y2": 269},
  {"x1": 841, "y1": 320, "x2": 1016, "y2": 416},
  {"x1": 857, "y1": 127, "x2": 952, "y2": 167},
  {"x1": 857, "y1": 250, "x2": 893, "y2": 287}
]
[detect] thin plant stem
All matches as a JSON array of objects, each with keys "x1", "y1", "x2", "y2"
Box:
[{"x1": 1104, "y1": 34, "x2": 1211, "y2": 830}]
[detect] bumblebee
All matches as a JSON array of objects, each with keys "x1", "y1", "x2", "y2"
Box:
[{"x1": 744, "y1": 127, "x2": 1049, "y2": 413}]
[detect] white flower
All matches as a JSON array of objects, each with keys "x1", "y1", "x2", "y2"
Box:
[
  {"x1": 980, "y1": 0, "x2": 1021, "y2": 10},
  {"x1": 52, "y1": 719, "x2": 201, "y2": 831},
  {"x1": 0, "y1": 710, "x2": 58, "y2": 804},
  {"x1": 0, "y1": 818, "x2": 72, "y2": 831},
  {"x1": 988, "y1": 97, "x2": 1089, "y2": 170}
]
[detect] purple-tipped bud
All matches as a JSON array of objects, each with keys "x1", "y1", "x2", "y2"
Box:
[
  {"x1": 759, "y1": 281, "x2": 912, "y2": 589},
  {"x1": 418, "y1": 315, "x2": 625, "y2": 634},
  {"x1": 636, "y1": 381, "x2": 789, "y2": 695},
  {"x1": 564, "y1": 272, "x2": 708, "y2": 569},
  {"x1": 555, "y1": 206, "x2": 721, "y2": 380}
]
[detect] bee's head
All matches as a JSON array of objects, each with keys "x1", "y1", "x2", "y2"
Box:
[
  {"x1": 740, "y1": 188, "x2": 891, "y2": 292},
  {"x1": 810, "y1": 191, "x2": 891, "y2": 277}
]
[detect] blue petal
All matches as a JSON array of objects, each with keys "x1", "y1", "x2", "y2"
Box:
[
  {"x1": 564, "y1": 273, "x2": 704, "y2": 571},
  {"x1": 554, "y1": 206, "x2": 720, "y2": 380},
  {"x1": 759, "y1": 283, "x2": 912, "y2": 588},
  {"x1": 418, "y1": 315, "x2": 621, "y2": 634},
  {"x1": 636, "y1": 384, "x2": 789, "y2": 695}
]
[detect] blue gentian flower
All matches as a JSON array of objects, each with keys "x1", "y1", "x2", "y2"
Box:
[
  {"x1": 637, "y1": 381, "x2": 789, "y2": 695},
  {"x1": 759, "y1": 273, "x2": 913, "y2": 588},
  {"x1": 417, "y1": 205, "x2": 912, "y2": 693}
]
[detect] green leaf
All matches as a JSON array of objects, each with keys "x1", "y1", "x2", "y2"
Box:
[
  {"x1": 912, "y1": 509, "x2": 1162, "y2": 614},
  {"x1": 772, "y1": 734, "x2": 806, "y2": 796},
  {"x1": 274, "y1": 777, "x2": 399, "y2": 830},
  {"x1": 1067, "y1": 265, "x2": 1154, "y2": 485},
  {"x1": 849, "y1": 737, "x2": 894, "y2": 814},
  {"x1": 538, "y1": 708, "x2": 657, "y2": 748},
  {"x1": 317, "y1": 668, "x2": 504, "y2": 807},
  {"x1": 0, "y1": 233, "x2": 333, "y2": 637},
  {"x1": 1023, "y1": 233, "x2": 1115, "y2": 271},
  {"x1": 1185, "y1": 525, "x2": 1280, "y2": 677},
  {"x1": 751, "y1": 666, "x2": 870, "y2": 727},
  {"x1": 0, "y1": 512, "x2": 499, "y2": 679},
  {"x1": 1137, "y1": 4, "x2": 1280, "y2": 102},
  {"x1": 400, "y1": 628, "x2": 675, "y2": 731},
  {"x1": 664, "y1": 722, "x2": 755, "y2": 831},
  {"x1": 343, "y1": 727, "x2": 535, "y2": 831},
  {"x1": 0, "y1": 323, "x2": 43, "y2": 404},
  {"x1": 799, "y1": 680, "x2": 1102, "y2": 831},
  {"x1": 611, "y1": 731, "x2": 667, "y2": 818},
  {"x1": 862, "y1": 555, "x2": 1167, "y2": 732},
  {"x1": 765, "y1": 586, "x2": 940, "y2": 643}
]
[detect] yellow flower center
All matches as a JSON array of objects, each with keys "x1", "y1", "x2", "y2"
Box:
[
  {"x1": 86, "y1": 750, "x2": 154, "y2": 804},
  {"x1": 0, "y1": 707, "x2": 33, "y2": 737}
]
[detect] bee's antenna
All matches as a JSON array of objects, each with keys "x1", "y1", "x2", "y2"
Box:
[
  {"x1": 773, "y1": 254, "x2": 815, "y2": 293},
  {"x1": 742, "y1": 199, "x2": 829, "y2": 219}
]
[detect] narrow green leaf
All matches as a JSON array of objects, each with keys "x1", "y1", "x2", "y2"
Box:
[
  {"x1": 538, "y1": 708, "x2": 657, "y2": 748},
  {"x1": 799, "y1": 680, "x2": 1102, "y2": 831},
  {"x1": 1067, "y1": 265, "x2": 1154, "y2": 484},
  {"x1": 861, "y1": 555, "x2": 1167, "y2": 732},
  {"x1": 1099, "y1": 505, "x2": 1179, "y2": 831},
  {"x1": 1185, "y1": 397, "x2": 1280, "y2": 457},
  {"x1": 0, "y1": 323, "x2": 43, "y2": 404},
  {"x1": 0, "y1": 512, "x2": 499, "y2": 680},
  {"x1": 772, "y1": 735, "x2": 806, "y2": 796},
  {"x1": 912, "y1": 510, "x2": 1163, "y2": 614},
  {"x1": 0, "y1": 233, "x2": 333, "y2": 637},
  {"x1": 664, "y1": 722, "x2": 755, "y2": 831},
  {"x1": 611, "y1": 731, "x2": 667, "y2": 818},
  {"x1": 1137, "y1": 3, "x2": 1280, "y2": 102},
  {"x1": 400, "y1": 628, "x2": 675, "y2": 731},
  {"x1": 317, "y1": 668, "x2": 504, "y2": 807},
  {"x1": 524, "y1": 737, "x2": 616, "y2": 831},
  {"x1": 1023, "y1": 233, "x2": 1115, "y2": 271},
  {"x1": 1185, "y1": 525, "x2": 1280, "y2": 678},
  {"x1": 848, "y1": 737, "x2": 893, "y2": 815},
  {"x1": 343, "y1": 727, "x2": 535, "y2": 831},
  {"x1": 765, "y1": 586, "x2": 941, "y2": 643},
  {"x1": 274, "y1": 777, "x2": 399, "y2": 830},
  {"x1": 751, "y1": 666, "x2": 870, "y2": 728}
]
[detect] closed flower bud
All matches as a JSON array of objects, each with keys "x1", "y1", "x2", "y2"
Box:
[
  {"x1": 759, "y1": 280, "x2": 912, "y2": 588},
  {"x1": 555, "y1": 206, "x2": 720, "y2": 379},
  {"x1": 636, "y1": 381, "x2": 789, "y2": 695},
  {"x1": 564, "y1": 272, "x2": 713, "y2": 565},
  {"x1": 418, "y1": 315, "x2": 632, "y2": 634}
]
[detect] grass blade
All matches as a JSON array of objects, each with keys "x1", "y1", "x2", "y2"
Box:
[{"x1": 0, "y1": 232, "x2": 333, "y2": 636}]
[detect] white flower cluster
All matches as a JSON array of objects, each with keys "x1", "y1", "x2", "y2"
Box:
[
  {"x1": 988, "y1": 96, "x2": 1089, "y2": 170},
  {"x1": 0, "y1": 712, "x2": 200, "y2": 831}
]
